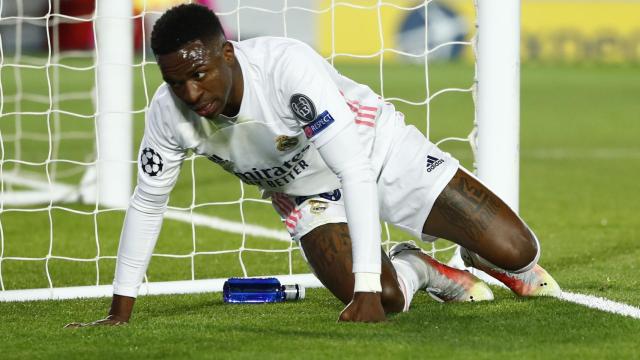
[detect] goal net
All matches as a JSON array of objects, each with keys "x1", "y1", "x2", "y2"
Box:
[{"x1": 0, "y1": 0, "x2": 519, "y2": 301}]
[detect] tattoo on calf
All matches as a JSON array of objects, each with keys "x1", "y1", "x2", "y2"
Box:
[{"x1": 438, "y1": 177, "x2": 501, "y2": 240}]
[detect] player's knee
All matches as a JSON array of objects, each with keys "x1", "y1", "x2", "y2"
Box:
[
  {"x1": 380, "y1": 280, "x2": 404, "y2": 314},
  {"x1": 514, "y1": 229, "x2": 540, "y2": 272},
  {"x1": 499, "y1": 228, "x2": 540, "y2": 272}
]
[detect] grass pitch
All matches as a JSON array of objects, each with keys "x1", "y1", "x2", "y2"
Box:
[{"x1": 0, "y1": 59, "x2": 639, "y2": 359}]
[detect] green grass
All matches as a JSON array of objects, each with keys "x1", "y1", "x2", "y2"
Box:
[
  {"x1": 1, "y1": 290, "x2": 639, "y2": 359},
  {"x1": 1, "y1": 59, "x2": 640, "y2": 358}
]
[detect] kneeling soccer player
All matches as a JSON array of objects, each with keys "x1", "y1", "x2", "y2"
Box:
[{"x1": 67, "y1": 4, "x2": 560, "y2": 327}]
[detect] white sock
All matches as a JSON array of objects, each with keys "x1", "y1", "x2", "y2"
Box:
[{"x1": 391, "y1": 258, "x2": 427, "y2": 312}]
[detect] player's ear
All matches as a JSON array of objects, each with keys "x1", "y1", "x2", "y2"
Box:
[{"x1": 221, "y1": 41, "x2": 235, "y2": 64}]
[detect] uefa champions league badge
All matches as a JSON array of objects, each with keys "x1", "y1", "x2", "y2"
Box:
[
  {"x1": 289, "y1": 94, "x2": 316, "y2": 123},
  {"x1": 141, "y1": 147, "x2": 164, "y2": 176}
]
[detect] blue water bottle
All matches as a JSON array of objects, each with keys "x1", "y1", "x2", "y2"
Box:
[{"x1": 223, "y1": 277, "x2": 305, "y2": 303}]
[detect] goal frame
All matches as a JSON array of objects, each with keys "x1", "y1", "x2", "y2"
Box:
[{"x1": 475, "y1": 0, "x2": 520, "y2": 213}]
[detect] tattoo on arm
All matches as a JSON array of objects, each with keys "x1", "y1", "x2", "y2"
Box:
[{"x1": 437, "y1": 176, "x2": 501, "y2": 240}]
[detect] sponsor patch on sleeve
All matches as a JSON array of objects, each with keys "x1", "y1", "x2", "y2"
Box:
[{"x1": 303, "y1": 110, "x2": 335, "y2": 139}]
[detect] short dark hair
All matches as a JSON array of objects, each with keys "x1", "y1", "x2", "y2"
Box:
[{"x1": 151, "y1": 4, "x2": 224, "y2": 56}]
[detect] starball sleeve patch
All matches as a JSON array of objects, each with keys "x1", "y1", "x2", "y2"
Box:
[
  {"x1": 140, "y1": 147, "x2": 164, "y2": 176},
  {"x1": 289, "y1": 94, "x2": 316, "y2": 123}
]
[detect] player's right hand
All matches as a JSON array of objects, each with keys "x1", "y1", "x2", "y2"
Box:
[
  {"x1": 338, "y1": 292, "x2": 386, "y2": 323},
  {"x1": 64, "y1": 314, "x2": 128, "y2": 328}
]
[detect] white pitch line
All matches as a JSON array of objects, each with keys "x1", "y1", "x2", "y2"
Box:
[
  {"x1": 164, "y1": 209, "x2": 292, "y2": 242},
  {"x1": 558, "y1": 292, "x2": 640, "y2": 319},
  {"x1": 449, "y1": 248, "x2": 640, "y2": 320}
]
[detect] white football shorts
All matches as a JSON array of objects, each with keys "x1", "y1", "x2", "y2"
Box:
[{"x1": 270, "y1": 122, "x2": 459, "y2": 243}]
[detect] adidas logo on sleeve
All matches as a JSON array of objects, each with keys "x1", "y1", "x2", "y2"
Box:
[{"x1": 426, "y1": 155, "x2": 444, "y2": 172}]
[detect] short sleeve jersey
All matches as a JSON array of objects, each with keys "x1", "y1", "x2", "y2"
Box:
[{"x1": 137, "y1": 37, "x2": 401, "y2": 198}]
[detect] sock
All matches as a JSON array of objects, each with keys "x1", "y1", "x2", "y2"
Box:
[{"x1": 391, "y1": 257, "x2": 427, "y2": 312}]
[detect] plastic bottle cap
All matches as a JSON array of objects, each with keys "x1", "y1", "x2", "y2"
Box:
[{"x1": 283, "y1": 284, "x2": 305, "y2": 301}]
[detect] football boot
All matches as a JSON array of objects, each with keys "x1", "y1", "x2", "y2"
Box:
[{"x1": 390, "y1": 241, "x2": 494, "y2": 302}]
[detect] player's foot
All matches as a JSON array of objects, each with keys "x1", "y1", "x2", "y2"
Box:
[
  {"x1": 460, "y1": 248, "x2": 561, "y2": 297},
  {"x1": 389, "y1": 241, "x2": 494, "y2": 303}
]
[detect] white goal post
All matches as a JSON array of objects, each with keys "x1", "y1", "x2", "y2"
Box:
[
  {"x1": 475, "y1": 0, "x2": 520, "y2": 212},
  {"x1": 0, "y1": 0, "x2": 519, "y2": 302},
  {"x1": 94, "y1": 0, "x2": 134, "y2": 208}
]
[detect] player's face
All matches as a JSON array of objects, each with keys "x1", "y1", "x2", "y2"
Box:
[{"x1": 157, "y1": 39, "x2": 238, "y2": 118}]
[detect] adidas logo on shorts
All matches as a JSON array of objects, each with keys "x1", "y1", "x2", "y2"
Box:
[{"x1": 426, "y1": 155, "x2": 444, "y2": 172}]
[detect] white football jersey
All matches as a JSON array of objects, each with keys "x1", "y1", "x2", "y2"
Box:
[
  {"x1": 113, "y1": 37, "x2": 410, "y2": 297},
  {"x1": 138, "y1": 37, "x2": 403, "y2": 197}
]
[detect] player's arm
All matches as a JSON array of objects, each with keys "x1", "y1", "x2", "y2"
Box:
[
  {"x1": 314, "y1": 121, "x2": 385, "y2": 322},
  {"x1": 66, "y1": 92, "x2": 186, "y2": 328},
  {"x1": 277, "y1": 42, "x2": 384, "y2": 322}
]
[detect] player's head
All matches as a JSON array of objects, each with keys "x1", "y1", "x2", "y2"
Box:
[{"x1": 151, "y1": 4, "x2": 241, "y2": 118}]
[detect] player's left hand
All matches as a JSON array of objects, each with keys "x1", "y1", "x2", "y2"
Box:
[{"x1": 338, "y1": 292, "x2": 386, "y2": 323}]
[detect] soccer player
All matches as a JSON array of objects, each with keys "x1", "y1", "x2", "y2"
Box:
[{"x1": 67, "y1": 4, "x2": 560, "y2": 326}]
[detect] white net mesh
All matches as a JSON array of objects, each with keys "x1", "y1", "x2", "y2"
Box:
[{"x1": 0, "y1": 0, "x2": 478, "y2": 301}]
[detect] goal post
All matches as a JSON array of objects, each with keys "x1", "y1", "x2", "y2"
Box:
[
  {"x1": 446, "y1": 0, "x2": 521, "y2": 284},
  {"x1": 475, "y1": 0, "x2": 520, "y2": 212},
  {"x1": 95, "y1": 0, "x2": 134, "y2": 208},
  {"x1": 0, "y1": 0, "x2": 520, "y2": 302}
]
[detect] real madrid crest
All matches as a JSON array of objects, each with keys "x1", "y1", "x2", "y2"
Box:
[
  {"x1": 309, "y1": 200, "x2": 328, "y2": 215},
  {"x1": 275, "y1": 135, "x2": 299, "y2": 151}
]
